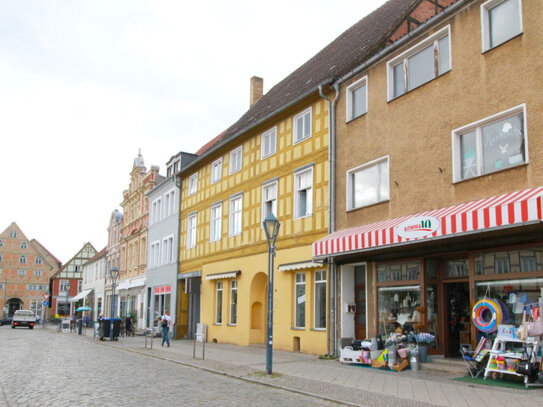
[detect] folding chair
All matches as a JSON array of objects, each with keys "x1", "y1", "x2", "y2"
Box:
[{"x1": 461, "y1": 336, "x2": 488, "y2": 378}]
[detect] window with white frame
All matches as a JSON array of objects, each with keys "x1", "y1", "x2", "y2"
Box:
[
  {"x1": 388, "y1": 26, "x2": 451, "y2": 100},
  {"x1": 77, "y1": 280, "x2": 82, "y2": 292},
  {"x1": 19, "y1": 255, "x2": 26, "y2": 264},
  {"x1": 346, "y1": 76, "x2": 368, "y2": 121},
  {"x1": 30, "y1": 300, "x2": 43, "y2": 313},
  {"x1": 35, "y1": 257, "x2": 42, "y2": 264},
  {"x1": 150, "y1": 241, "x2": 160, "y2": 267},
  {"x1": 211, "y1": 158, "x2": 222, "y2": 183},
  {"x1": 229, "y1": 146, "x2": 243, "y2": 174},
  {"x1": 162, "y1": 236, "x2": 173, "y2": 264},
  {"x1": 452, "y1": 104, "x2": 526, "y2": 182},
  {"x1": 188, "y1": 173, "x2": 198, "y2": 196},
  {"x1": 293, "y1": 107, "x2": 312, "y2": 144},
  {"x1": 0, "y1": 240, "x2": 3, "y2": 247},
  {"x1": 295, "y1": 273, "x2": 306, "y2": 328},
  {"x1": 261, "y1": 127, "x2": 277, "y2": 158},
  {"x1": 294, "y1": 167, "x2": 313, "y2": 219},
  {"x1": 347, "y1": 156, "x2": 390, "y2": 210},
  {"x1": 9, "y1": 230, "x2": 16, "y2": 238},
  {"x1": 20, "y1": 241, "x2": 27, "y2": 249},
  {"x1": 230, "y1": 280, "x2": 238, "y2": 325},
  {"x1": 164, "y1": 191, "x2": 171, "y2": 218},
  {"x1": 215, "y1": 281, "x2": 223, "y2": 324},
  {"x1": 481, "y1": 0, "x2": 522, "y2": 52},
  {"x1": 18, "y1": 269, "x2": 26, "y2": 276},
  {"x1": 229, "y1": 194, "x2": 243, "y2": 236},
  {"x1": 262, "y1": 180, "x2": 278, "y2": 221},
  {"x1": 314, "y1": 270, "x2": 326, "y2": 329},
  {"x1": 210, "y1": 203, "x2": 222, "y2": 242},
  {"x1": 34, "y1": 270, "x2": 42, "y2": 277},
  {"x1": 59, "y1": 279, "x2": 69, "y2": 291},
  {"x1": 187, "y1": 213, "x2": 197, "y2": 249}
]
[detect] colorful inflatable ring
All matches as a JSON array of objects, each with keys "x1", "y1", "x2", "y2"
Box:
[{"x1": 472, "y1": 298, "x2": 503, "y2": 334}]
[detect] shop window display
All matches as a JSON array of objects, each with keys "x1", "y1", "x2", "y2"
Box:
[
  {"x1": 378, "y1": 286, "x2": 421, "y2": 335},
  {"x1": 475, "y1": 278, "x2": 543, "y2": 327}
]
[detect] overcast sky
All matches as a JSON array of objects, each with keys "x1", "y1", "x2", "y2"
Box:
[{"x1": 0, "y1": 0, "x2": 387, "y2": 263}]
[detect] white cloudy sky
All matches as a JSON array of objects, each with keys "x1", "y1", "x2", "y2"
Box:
[{"x1": 0, "y1": 0, "x2": 387, "y2": 263}]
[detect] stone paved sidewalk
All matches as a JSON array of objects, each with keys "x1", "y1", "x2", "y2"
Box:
[{"x1": 50, "y1": 324, "x2": 543, "y2": 407}]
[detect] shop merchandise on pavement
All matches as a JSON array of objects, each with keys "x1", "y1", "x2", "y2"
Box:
[{"x1": 46, "y1": 323, "x2": 543, "y2": 407}]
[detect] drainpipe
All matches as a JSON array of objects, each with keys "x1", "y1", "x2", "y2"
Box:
[
  {"x1": 319, "y1": 83, "x2": 340, "y2": 356},
  {"x1": 174, "y1": 173, "x2": 182, "y2": 339}
]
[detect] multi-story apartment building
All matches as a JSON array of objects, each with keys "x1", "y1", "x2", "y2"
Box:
[
  {"x1": 50, "y1": 242, "x2": 97, "y2": 318},
  {"x1": 118, "y1": 151, "x2": 163, "y2": 326},
  {"x1": 176, "y1": 75, "x2": 332, "y2": 354},
  {"x1": 175, "y1": 0, "x2": 427, "y2": 355},
  {"x1": 145, "y1": 151, "x2": 196, "y2": 332},
  {"x1": 0, "y1": 222, "x2": 60, "y2": 320},
  {"x1": 313, "y1": 0, "x2": 543, "y2": 356},
  {"x1": 104, "y1": 209, "x2": 122, "y2": 317},
  {"x1": 81, "y1": 247, "x2": 106, "y2": 321}
]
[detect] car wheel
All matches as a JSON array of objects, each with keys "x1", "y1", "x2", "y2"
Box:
[
  {"x1": 11, "y1": 325, "x2": 15, "y2": 329},
  {"x1": 29, "y1": 326, "x2": 33, "y2": 330}
]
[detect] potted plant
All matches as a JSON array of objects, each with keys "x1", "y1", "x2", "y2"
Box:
[{"x1": 415, "y1": 332, "x2": 435, "y2": 362}]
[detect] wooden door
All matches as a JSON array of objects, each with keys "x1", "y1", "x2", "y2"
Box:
[{"x1": 354, "y1": 266, "x2": 366, "y2": 339}]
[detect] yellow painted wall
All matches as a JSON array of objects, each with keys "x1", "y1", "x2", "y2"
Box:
[{"x1": 199, "y1": 245, "x2": 327, "y2": 355}]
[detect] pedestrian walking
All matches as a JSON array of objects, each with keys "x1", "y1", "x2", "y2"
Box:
[{"x1": 159, "y1": 310, "x2": 172, "y2": 347}]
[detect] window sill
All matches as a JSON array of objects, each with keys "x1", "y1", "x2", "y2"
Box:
[
  {"x1": 346, "y1": 198, "x2": 390, "y2": 213},
  {"x1": 291, "y1": 327, "x2": 305, "y2": 331},
  {"x1": 293, "y1": 214, "x2": 313, "y2": 220},
  {"x1": 346, "y1": 112, "x2": 367, "y2": 124},
  {"x1": 452, "y1": 162, "x2": 528, "y2": 184},
  {"x1": 482, "y1": 32, "x2": 523, "y2": 54},
  {"x1": 213, "y1": 323, "x2": 222, "y2": 326},
  {"x1": 227, "y1": 324, "x2": 237, "y2": 327},
  {"x1": 293, "y1": 135, "x2": 312, "y2": 145},
  {"x1": 261, "y1": 152, "x2": 277, "y2": 160},
  {"x1": 311, "y1": 328, "x2": 326, "y2": 332}
]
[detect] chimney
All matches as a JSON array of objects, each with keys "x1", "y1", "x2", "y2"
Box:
[{"x1": 250, "y1": 76, "x2": 263, "y2": 107}]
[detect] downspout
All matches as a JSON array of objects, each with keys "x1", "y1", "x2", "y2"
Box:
[
  {"x1": 318, "y1": 82, "x2": 339, "y2": 356},
  {"x1": 174, "y1": 173, "x2": 182, "y2": 340}
]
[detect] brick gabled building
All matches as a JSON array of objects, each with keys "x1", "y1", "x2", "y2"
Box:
[{"x1": 0, "y1": 222, "x2": 60, "y2": 320}]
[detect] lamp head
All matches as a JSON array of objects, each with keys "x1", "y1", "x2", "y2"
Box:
[
  {"x1": 263, "y1": 212, "x2": 280, "y2": 245},
  {"x1": 110, "y1": 266, "x2": 120, "y2": 283}
]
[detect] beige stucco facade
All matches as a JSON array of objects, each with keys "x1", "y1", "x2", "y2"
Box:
[
  {"x1": 335, "y1": 0, "x2": 543, "y2": 225},
  {"x1": 327, "y1": 0, "x2": 543, "y2": 353}
]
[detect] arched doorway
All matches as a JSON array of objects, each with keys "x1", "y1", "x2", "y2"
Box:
[
  {"x1": 7, "y1": 298, "x2": 23, "y2": 316},
  {"x1": 249, "y1": 272, "x2": 267, "y2": 344}
]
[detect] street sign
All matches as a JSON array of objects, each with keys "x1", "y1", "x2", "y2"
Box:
[
  {"x1": 43, "y1": 293, "x2": 48, "y2": 300},
  {"x1": 43, "y1": 301, "x2": 49, "y2": 306}
]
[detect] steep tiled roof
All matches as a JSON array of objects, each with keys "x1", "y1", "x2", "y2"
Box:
[{"x1": 185, "y1": 0, "x2": 420, "y2": 168}]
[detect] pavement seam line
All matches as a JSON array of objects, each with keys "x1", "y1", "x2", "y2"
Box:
[{"x1": 0, "y1": 379, "x2": 11, "y2": 407}]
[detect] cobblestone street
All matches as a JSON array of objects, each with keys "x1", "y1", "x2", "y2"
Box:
[{"x1": 0, "y1": 327, "x2": 340, "y2": 407}]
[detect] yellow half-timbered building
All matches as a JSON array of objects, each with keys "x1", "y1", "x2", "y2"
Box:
[{"x1": 177, "y1": 84, "x2": 330, "y2": 354}]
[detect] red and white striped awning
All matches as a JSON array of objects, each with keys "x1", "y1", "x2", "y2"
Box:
[{"x1": 313, "y1": 187, "x2": 543, "y2": 259}]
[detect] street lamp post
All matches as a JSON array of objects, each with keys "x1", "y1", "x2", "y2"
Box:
[
  {"x1": 109, "y1": 267, "x2": 120, "y2": 341},
  {"x1": 263, "y1": 212, "x2": 280, "y2": 375}
]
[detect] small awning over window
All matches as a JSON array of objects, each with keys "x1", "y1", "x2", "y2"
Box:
[
  {"x1": 313, "y1": 187, "x2": 543, "y2": 259},
  {"x1": 278, "y1": 261, "x2": 323, "y2": 271},
  {"x1": 116, "y1": 280, "x2": 130, "y2": 291},
  {"x1": 205, "y1": 271, "x2": 241, "y2": 280},
  {"x1": 69, "y1": 289, "x2": 93, "y2": 303},
  {"x1": 129, "y1": 276, "x2": 146, "y2": 289}
]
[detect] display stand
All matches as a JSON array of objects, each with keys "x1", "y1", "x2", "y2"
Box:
[{"x1": 484, "y1": 325, "x2": 542, "y2": 388}]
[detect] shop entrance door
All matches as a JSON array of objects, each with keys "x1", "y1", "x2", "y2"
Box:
[
  {"x1": 445, "y1": 282, "x2": 470, "y2": 356},
  {"x1": 354, "y1": 266, "x2": 366, "y2": 339}
]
